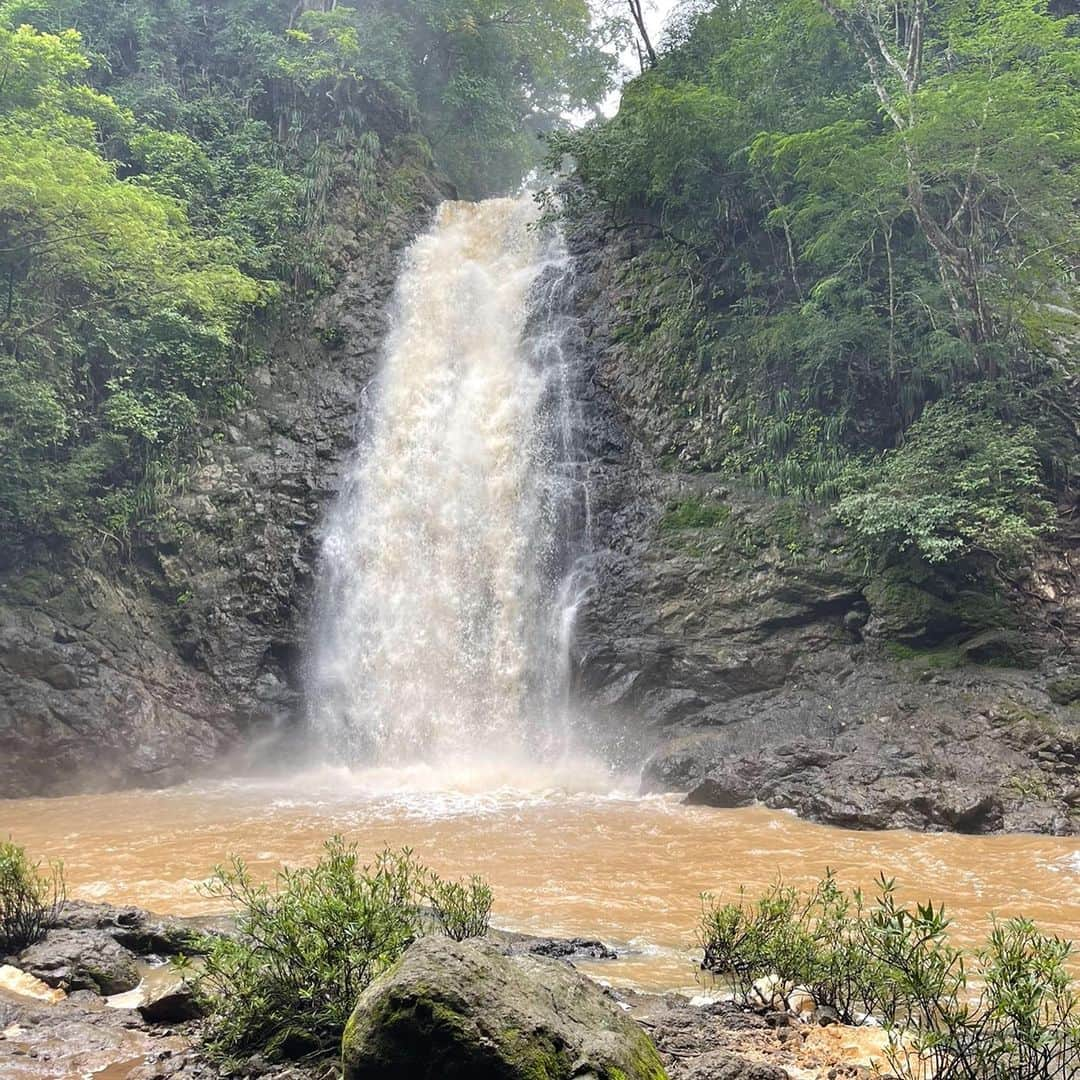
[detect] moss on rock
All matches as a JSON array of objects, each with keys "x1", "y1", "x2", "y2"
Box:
[
  {"x1": 341, "y1": 936, "x2": 668, "y2": 1080},
  {"x1": 1048, "y1": 676, "x2": 1080, "y2": 706},
  {"x1": 866, "y1": 565, "x2": 1020, "y2": 646}
]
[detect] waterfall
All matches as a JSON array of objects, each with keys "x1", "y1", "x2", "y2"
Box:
[{"x1": 307, "y1": 197, "x2": 591, "y2": 765}]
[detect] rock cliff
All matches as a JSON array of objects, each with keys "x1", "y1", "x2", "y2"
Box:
[
  {"x1": 562, "y1": 210, "x2": 1080, "y2": 834},
  {"x1": 0, "y1": 156, "x2": 449, "y2": 797}
]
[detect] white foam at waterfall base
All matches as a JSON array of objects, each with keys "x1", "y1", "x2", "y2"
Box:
[
  {"x1": 196, "y1": 756, "x2": 637, "y2": 824},
  {"x1": 307, "y1": 196, "x2": 593, "y2": 774}
]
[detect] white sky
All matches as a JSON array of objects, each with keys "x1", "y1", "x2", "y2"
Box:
[
  {"x1": 604, "y1": 0, "x2": 681, "y2": 113},
  {"x1": 643, "y1": 0, "x2": 680, "y2": 50}
]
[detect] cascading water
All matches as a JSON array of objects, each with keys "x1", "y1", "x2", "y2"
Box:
[{"x1": 307, "y1": 197, "x2": 592, "y2": 765}]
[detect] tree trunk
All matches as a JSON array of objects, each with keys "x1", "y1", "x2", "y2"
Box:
[{"x1": 627, "y1": 0, "x2": 657, "y2": 68}]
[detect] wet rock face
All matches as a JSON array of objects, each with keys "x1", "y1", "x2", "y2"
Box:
[
  {"x1": 14, "y1": 930, "x2": 140, "y2": 996},
  {"x1": 562, "y1": 211, "x2": 1080, "y2": 834},
  {"x1": 52, "y1": 900, "x2": 207, "y2": 956},
  {"x1": 341, "y1": 935, "x2": 667, "y2": 1080},
  {"x1": 0, "y1": 167, "x2": 448, "y2": 798}
]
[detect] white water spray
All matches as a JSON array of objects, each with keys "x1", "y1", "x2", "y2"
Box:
[{"x1": 308, "y1": 198, "x2": 591, "y2": 765}]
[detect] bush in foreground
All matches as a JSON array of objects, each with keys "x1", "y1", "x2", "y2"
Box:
[
  {"x1": 0, "y1": 841, "x2": 65, "y2": 955},
  {"x1": 195, "y1": 839, "x2": 492, "y2": 1062},
  {"x1": 700, "y1": 872, "x2": 1080, "y2": 1079}
]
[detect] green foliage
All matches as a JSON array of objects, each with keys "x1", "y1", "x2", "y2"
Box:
[
  {"x1": 0, "y1": 21, "x2": 268, "y2": 546},
  {"x1": 195, "y1": 839, "x2": 492, "y2": 1063},
  {"x1": 3, "y1": 0, "x2": 613, "y2": 551},
  {"x1": 699, "y1": 871, "x2": 915, "y2": 1024},
  {"x1": 888, "y1": 917, "x2": 1080, "y2": 1080},
  {"x1": 426, "y1": 874, "x2": 494, "y2": 942},
  {"x1": 660, "y1": 498, "x2": 730, "y2": 530},
  {"x1": 0, "y1": 840, "x2": 65, "y2": 954},
  {"x1": 24, "y1": 0, "x2": 614, "y2": 204},
  {"x1": 838, "y1": 397, "x2": 1053, "y2": 566},
  {"x1": 699, "y1": 873, "x2": 1080, "y2": 1078},
  {"x1": 551, "y1": 0, "x2": 1079, "y2": 576}
]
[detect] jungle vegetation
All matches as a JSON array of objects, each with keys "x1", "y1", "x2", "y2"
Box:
[
  {"x1": 0, "y1": 0, "x2": 615, "y2": 550},
  {"x1": 551, "y1": 0, "x2": 1079, "y2": 577}
]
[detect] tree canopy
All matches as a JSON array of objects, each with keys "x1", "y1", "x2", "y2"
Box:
[
  {"x1": 1, "y1": 0, "x2": 615, "y2": 550},
  {"x1": 550, "y1": 0, "x2": 1078, "y2": 574}
]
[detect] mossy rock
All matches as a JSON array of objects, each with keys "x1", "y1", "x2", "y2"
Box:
[
  {"x1": 16, "y1": 929, "x2": 139, "y2": 996},
  {"x1": 1048, "y1": 676, "x2": 1080, "y2": 706},
  {"x1": 957, "y1": 629, "x2": 1041, "y2": 669},
  {"x1": 864, "y1": 573, "x2": 954, "y2": 642},
  {"x1": 342, "y1": 936, "x2": 667, "y2": 1080},
  {"x1": 865, "y1": 567, "x2": 1016, "y2": 645}
]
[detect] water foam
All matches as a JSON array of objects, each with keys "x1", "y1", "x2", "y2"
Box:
[{"x1": 308, "y1": 197, "x2": 590, "y2": 769}]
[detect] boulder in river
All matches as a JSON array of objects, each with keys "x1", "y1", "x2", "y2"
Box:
[
  {"x1": 136, "y1": 980, "x2": 204, "y2": 1024},
  {"x1": 341, "y1": 935, "x2": 668, "y2": 1079},
  {"x1": 14, "y1": 928, "x2": 140, "y2": 995},
  {"x1": 53, "y1": 899, "x2": 205, "y2": 955}
]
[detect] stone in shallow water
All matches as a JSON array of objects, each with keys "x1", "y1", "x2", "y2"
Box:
[
  {"x1": 136, "y1": 981, "x2": 204, "y2": 1024},
  {"x1": 342, "y1": 935, "x2": 668, "y2": 1080},
  {"x1": 523, "y1": 937, "x2": 618, "y2": 961},
  {"x1": 15, "y1": 928, "x2": 139, "y2": 995}
]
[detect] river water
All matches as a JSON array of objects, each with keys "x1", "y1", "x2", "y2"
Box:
[{"x1": 4, "y1": 763, "x2": 1078, "y2": 992}]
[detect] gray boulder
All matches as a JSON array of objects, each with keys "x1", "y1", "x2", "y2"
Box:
[
  {"x1": 54, "y1": 900, "x2": 203, "y2": 955},
  {"x1": 15, "y1": 928, "x2": 139, "y2": 995},
  {"x1": 341, "y1": 935, "x2": 667, "y2": 1080},
  {"x1": 137, "y1": 980, "x2": 204, "y2": 1023}
]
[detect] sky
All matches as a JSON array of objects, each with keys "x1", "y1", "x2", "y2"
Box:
[
  {"x1": 604, "y1": 0, "x2": 681, "y2": 113},
  {"x1": 643, "y1": 0, "x2": 681, "y2": 51}
]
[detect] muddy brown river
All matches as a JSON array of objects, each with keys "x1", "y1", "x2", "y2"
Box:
[{"x1": 4, "y1": 761, "x2": 1079, "y2": 992}]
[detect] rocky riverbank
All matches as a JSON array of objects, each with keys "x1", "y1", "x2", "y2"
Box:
[
  {"x1": 0, "y1": 902, "x2": 883, "y2": 1080},
  {"x1": 561, "y1": 208, "x2": 1080, "y2": 836}
]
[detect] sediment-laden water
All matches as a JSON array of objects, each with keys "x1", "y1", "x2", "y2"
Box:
[
  {"x1": 4, "y1": 768, "x2": 1078, "y2": 992},
  {"x1": 308, "y1": 198, "x2": 587, "y2": 764}
]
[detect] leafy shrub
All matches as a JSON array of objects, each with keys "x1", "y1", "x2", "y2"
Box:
[
  {"x1": 699, "y1": 871, "x2": 903, "y2": 1023},
  {"x1": 699, "y1": 873, "x2": 1080, "y2": 1079},
  {"x1": 196, "y1": 839, "x2": 492, "y2": 1062},
  {"x1": 0, "y1": 841, "x2": 65, "y2": 954},
  {"x1": 426, "y1": 874, "x2": 493, "y2": 942},
  {"x1": 837, "y1": 398, "x2": 1053, "y2": 568}
]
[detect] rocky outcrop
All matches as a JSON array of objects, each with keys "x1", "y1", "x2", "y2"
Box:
[
  {"x1": 4, "y1": 901, "x2": 212, "y2": 1000},
  {"x1": 0, "y1": 149, "x2": 451, "y2": 797},
  {"x1": 562, "y1": 209, "x2": 1080, "y2": 834},
  {"x1": 341, "y1": 935, "x2": 668, "y2": 1080},
  {"x1": 13, "y1": 929, "x2": 140, "y2": 995},
  {"x1": 51, "y1": 900, "x2": 208, "y2": 956}
]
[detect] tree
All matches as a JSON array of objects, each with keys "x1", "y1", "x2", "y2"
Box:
[
  {"x1": 815, "y1": 0, "x2": 1079, "y2": 362},
  {"x1": 626, "y1": 0, "x2": 658, "y2": 69},
  {"x1": 548, "y1": 0, "x2": 1078, "y2": 573},
  {"x1": 0, "y1": 22, "x2": 266, "y2": 545}
]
